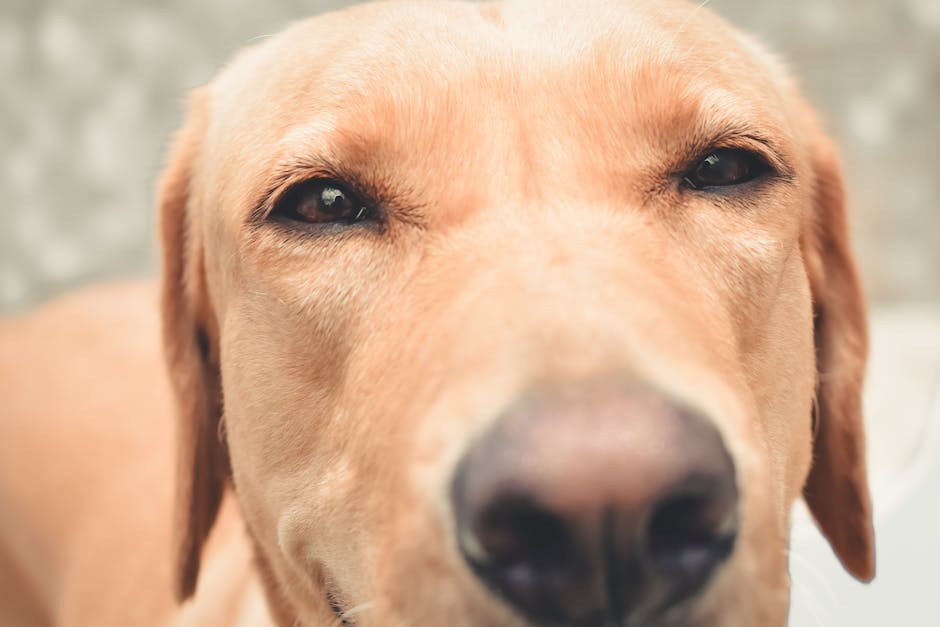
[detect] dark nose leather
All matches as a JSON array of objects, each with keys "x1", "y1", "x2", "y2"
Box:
[{"x1": 450, "y1": 384, "x2": 738, "y2": 626}]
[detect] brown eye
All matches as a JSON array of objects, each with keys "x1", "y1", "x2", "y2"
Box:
[
  {"x1": 683, "y1": 148, "x2": 770, "y2": 190},
  {"x1": 273, "y1": 180, "x2": 374, "y2": 226}
]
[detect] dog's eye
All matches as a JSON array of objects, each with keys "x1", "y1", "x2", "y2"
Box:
[
  {"x1": 272, "y1": 180, "x2": 375, "y2": 226},
  {"x1": 683, "y1": 149, "x2": 770, "y2": 190}
]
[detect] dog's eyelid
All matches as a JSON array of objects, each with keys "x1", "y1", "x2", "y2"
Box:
[
  {"x1": 712, "y1": 133, "x2": 792, "y2": 177},
  {"x1": 743, "y1": 138, "x2": 788, "y2": 173},
  {"x1": 250, "y1": 171, "x2": 318, "y2": 225}
]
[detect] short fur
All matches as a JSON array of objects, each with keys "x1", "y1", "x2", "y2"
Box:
[{"x1": 0, "y1": 1, "x2": 873, "y2": 626}]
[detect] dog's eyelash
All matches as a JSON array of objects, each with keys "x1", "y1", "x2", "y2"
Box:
[{"x1": 684, "y1": 130, "x2": 790, "y2": 175}]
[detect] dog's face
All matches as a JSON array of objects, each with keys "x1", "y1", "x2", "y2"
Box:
[{"x1": 158, "y1": 1, "x2": 874, "y2": 626}]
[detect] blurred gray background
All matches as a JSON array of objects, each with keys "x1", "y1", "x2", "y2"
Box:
[{"x1": 1, "y1": 0, "x2": 939, "y2": 312}]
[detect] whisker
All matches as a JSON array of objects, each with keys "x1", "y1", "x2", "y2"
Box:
[
  {"x1": 675, "y1": 0, "x2": 713, "y2": 40},
  {"x1": 326, "y1": 600, "x2": 375, "y2": 627},
  {"x1": 246, "y1": 33, "x2": 276, "y2": 44},
  {"x1": 788, "y1": 548, "x2": 839, "y2": 627},
  {"x1": 685, "y1": 49, "x2": 734, "y2": 84},
  {"x1": 789, "y1": 549, "x2": 841, "y2": 614},
  {"x1": 790, "y1": 576, "x2": 828, "y2": 627}
]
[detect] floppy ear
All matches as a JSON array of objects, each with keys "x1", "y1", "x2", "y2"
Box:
[
  {"x1": 158, "y1": 88, "x2": 228, "y2": 601},
  {"x1": 800, "y1": 129, "x2": 875, "y2": 582}
]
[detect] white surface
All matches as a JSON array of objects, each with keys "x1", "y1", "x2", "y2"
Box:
[{"x1": 789, "y1": 305, "x2": 940, "y2": 626}]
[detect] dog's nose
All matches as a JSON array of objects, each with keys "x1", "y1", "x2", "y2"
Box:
[{"x1": 451, "y1": 384, "x2": 738, "y2": 625}]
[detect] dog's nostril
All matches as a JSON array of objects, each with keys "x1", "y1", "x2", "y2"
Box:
[
  {"x1": 474, "y1": 496, "x2": 567, "y2": 562},
  {"x1": 646, "y1": 481, "x2": 738, "y2": 593},
  {"x1": 474, "y1": 496, "x2": 570, "y2": 566},
  {"x1": 463, "y1": 495, "x2": 581, "y2": 617}
]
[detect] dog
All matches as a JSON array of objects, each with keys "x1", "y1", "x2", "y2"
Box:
[{"x1": 0, "y1": 0, "x2": 874, "y2": 625}]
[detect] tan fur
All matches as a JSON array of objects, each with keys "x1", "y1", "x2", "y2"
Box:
[{"x1": 0, "y1": 1, "x2": 873, "y2": 626}]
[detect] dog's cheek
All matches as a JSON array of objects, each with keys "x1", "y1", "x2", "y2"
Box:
[
  {"x1": 215, "y1": 238, "x2": 417, "y2": 611},
  {"x1": 218, "y1": 236, "x2": 391, "y2": 484},
  {"x1": 672, "y1": 219, "x2": 812, "y2": 627},
  {"x1": 681, "y1": 197, "x2": 817, "y2": 512},
  {"x1": 745, "y1": 254, "x2": 816, "y2": 512}
]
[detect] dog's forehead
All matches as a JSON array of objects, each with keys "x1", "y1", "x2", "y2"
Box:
[{"x1": 214, "y1": 0, "x2": 779, "y2": 104}]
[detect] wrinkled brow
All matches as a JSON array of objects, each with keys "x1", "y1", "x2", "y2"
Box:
[
  {"x1": 657, "y1": 82, "x2": 798, "y2": 178},
  {"x1": 247, "y1": 125, "x2": 426, "y2": 226}
]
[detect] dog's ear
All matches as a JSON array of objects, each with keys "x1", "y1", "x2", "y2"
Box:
[
  {"x1": 800, "y1": 126, "x2": 875, "y2": 582},
  {"x1": 158, "y1": 87, "x2": 228, "y2": 602}
]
